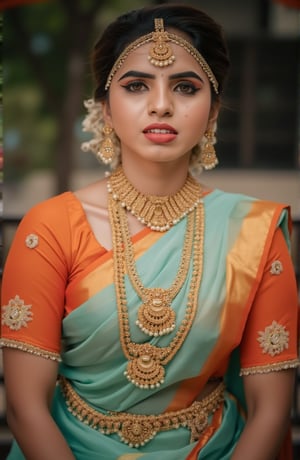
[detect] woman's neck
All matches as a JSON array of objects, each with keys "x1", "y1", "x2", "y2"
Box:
[{"x1": 120, "y1": 158, "x2": 191, "y2": 196}]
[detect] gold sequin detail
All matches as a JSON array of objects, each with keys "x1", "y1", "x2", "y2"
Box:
[
  {"x1": 0, "y1": 338, "x2": 61, "y2": 361},
  {"x1": 240, "y1": 358, "x2": 300, "y2": 376},
  {"x1": 25, "y1": 233, "x2": 39, "y2": 248},
  {"x1": 257, "y1": 321, "x2": 289, "y2": 356},
  {"x1": 270, "y1": 260, "x2": 283, "y2": 275},
  {"x1": 1, "y1": 295, "x2": 33, "y2": 330}
]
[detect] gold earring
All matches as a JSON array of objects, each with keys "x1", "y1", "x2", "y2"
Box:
[
  {"x1": 200, "y1": 129, "x2": 218, "y2": 170},
  {"x1": 98, "y1": 126, "x2": 115, "y2": 164}
]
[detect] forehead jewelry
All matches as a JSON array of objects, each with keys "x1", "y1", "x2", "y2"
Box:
[
  {"x1": 105, "y1": 18, "x2": 219, "y2": 94},
  {"x1": 149, "y1": 18, "x2": 175, "y2": 67}
]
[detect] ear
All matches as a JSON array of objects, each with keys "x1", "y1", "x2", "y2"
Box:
[
  {"x1": 102, "y1": 100, "x2": 113, "y2": 126},
  {"x1": 207, "y1": 101, "x2": 220, "y2": 130}
]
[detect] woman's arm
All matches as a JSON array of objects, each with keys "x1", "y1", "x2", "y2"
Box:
[
  {"x1": 3, "y1": 348, "x2": 75, "y2": 460},
  {"x1": 232, "y1": 222, "x2": 299, "y2": 459},
  {"x1": 231, "y1": 369, "x2": 295, "y2": 460}
]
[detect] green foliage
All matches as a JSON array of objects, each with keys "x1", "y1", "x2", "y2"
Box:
[{"x1": 4, "y1": 0, "x2": 152, "y2": 183}]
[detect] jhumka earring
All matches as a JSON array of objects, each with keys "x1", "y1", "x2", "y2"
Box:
[
  {"x1": 200, "y1": 129, "x2": 218, "y2": 170},
  {"x1": 97, "y1": 125, "x2": 115, "y2": 164}
]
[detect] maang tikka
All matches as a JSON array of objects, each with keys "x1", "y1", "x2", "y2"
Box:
[
  {"x1": 98, "y1": 125, "x2": 115, "y2": 164},
  {"x1": 148, "y1": 18, "x2": 175, "y2": 67},
  {"x1": 105, "y1": 18, "x2": 219, "y2": 94}
]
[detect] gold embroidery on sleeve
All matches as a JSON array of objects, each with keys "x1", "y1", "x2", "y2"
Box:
[
  {"x1": 0, "y1": 338, "x2": 61, "y2": 362},
  {"x1": 240, "y1": 358, "x2": 300, "y2": 376},
  {"x1": 1, "y1": 295, "x2": 33, "y2": 330},
  {"x1": 270, "y1": 260, "x2": 283, "y2": 275},
  {"x1": 25, "y1": 233, "x2": 39, "y2": 249},
  {"x1": 257, "y1": 320, "x2": 289, "y2": 356}
]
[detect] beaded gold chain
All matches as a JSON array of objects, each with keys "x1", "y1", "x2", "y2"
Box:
[
  {"x1": 108, "y1": 195, "x2": 205, "y2": 389},
  {"x1": 119, "y1": 198, "x2": 195, "y2": 337},
  {"x1": 107, "y1": 166, "x2": 203, "y2": 232}
]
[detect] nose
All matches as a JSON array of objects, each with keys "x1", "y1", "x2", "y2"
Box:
[{"x1": 148, "y1": 85, "x2": 173, "y2": 117}]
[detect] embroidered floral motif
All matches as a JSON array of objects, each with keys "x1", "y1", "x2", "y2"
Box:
[
  {"x1": 270, "y1": 260, "x2": 283, "y2": 275},
  {"x1": 257, "y1": 321, "x2": 289, "y2": 356},
  {"x1": 1, "y1": 295, "x2": 33, "y2": 330},
  {"x1": 25, "y1": 233, "x2": 39, "y2": 249}
]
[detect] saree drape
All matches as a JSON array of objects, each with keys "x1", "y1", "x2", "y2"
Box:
[{"x1": 1, "y1": 189, "x2": 299, "y2": 459}]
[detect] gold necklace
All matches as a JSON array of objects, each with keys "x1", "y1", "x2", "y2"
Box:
[
  {"x1": 109, "y1": 195, "x2": 205, "y2": 389},
  {"x1": 120, "y1": 200, "x2": 195, "y2": 337},
  {"x1": 107, "y1": 166, "x2": 203, "y2": 232}
]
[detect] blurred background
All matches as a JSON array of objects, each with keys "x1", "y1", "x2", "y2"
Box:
[{"x1": 0, "y1": 0, "x2": 300, "y2": 458}]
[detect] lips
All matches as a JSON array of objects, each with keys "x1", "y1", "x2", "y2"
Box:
[
  {"x1": 143, "y1": 124, "x2": 178, "y2": 144},
  {"x1": 143, "y1": 124, "x2": 177, "y2": 134},
  {"x1": 146, "y1": 128, "x2": 175, "y2": 134}
]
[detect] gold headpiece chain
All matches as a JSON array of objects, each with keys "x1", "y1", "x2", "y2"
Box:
[{"x1": 105, "y1": 18, "x2": 219, "y2": 94}]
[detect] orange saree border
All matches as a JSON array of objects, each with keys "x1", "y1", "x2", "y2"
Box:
[
  {"x1": 178, "y1": 201, "x2": 290, "y2": 459},
  {"x1": 66, "y1": 229, "x2": 163, "y2": 312},
  {"x1": 166, "y1": 201, "x2": 287, "y2": 412},
  {"x1": 185, "y1": 406, "x2": 223, "y2": 460}
]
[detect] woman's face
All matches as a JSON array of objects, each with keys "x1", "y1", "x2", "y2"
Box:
[{"x1": 103, "y1": 40, "x2": 217, "y2": 167}]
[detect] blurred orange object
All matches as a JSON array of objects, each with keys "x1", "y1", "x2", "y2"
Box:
[{"x1": 272, "y1": 0, "x2": 300, "y2": 8}]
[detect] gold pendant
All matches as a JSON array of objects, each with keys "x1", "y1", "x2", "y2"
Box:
[
  {"x1": 136, "y1": 288, "x2": 176, "y2": 336},
  {"x1": 124, "y1": 355, "x2": 165, "y2": 389},
  {"x1": 120, "y1": 419, "x2": 155, "y2": 447},
  {"x1": 149, "y1": 19, "x2": 175, "y2": 67},
  {"x1": 99, "y1": 137, "x2": 114, "y2": 162}
]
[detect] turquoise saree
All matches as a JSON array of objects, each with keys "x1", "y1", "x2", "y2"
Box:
[{"x1": 3, "y1": 189, "x2": 299, "y2": 460}]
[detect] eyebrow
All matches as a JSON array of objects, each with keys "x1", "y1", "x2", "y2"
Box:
[
  {"x1": 118, "y1": 71, "x2": 154, "y2": 81},
  {"x1": 170, "y1": 71, "x2": 204, "y2": 82},
  {"x1": 118, "y1": 70, "x2": 204, "y2": 82}
]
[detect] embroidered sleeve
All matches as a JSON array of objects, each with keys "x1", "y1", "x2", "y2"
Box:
[
  {"x1": 1, "y1": 197, "x2": 71, "y2": 360},
  {"x1": 240, "y1": 227, "x2": 299, "y2": 376}
]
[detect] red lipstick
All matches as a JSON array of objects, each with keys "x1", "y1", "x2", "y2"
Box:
[{"x1": 143, "y1": 123, "x2": 177, "y2": 144}]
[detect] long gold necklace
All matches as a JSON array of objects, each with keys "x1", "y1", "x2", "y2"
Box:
[
  {"x1": 120, "y1": 200, "x2": 194, "y2": 337},
  {"x1": 109, "y1": 195, "x2": 205, "y2": 389},
  {"x1": 107, "y1": 166, "x2": 203, "y2": 232}
]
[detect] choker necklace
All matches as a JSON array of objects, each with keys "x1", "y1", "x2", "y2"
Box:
[
  {"x1": 107, "y1": 166, "x2": 202, "y2": 232},
  {"x1": 108, "y1": 194, "x2": 205, "y2": 389}
]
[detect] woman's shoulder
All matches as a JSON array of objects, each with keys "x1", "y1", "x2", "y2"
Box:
[
  {"x1": 204, "y1": 188, "x2": 255, "y2": 209},
  {"x1": 205, "y1": 189, "x2": 289, "y2": 228},
  {"x1": 206, "y1": 188, "x2": 287, "y2": 210},
  {"x1": 21, "y1": 191, "x2": 78, "y2": 223}
]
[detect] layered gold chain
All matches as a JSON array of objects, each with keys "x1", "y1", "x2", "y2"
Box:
[
  {"x1": 120, "y1": 202, "x2": 195, "y2": 337},
  {"x1": 108, "y1": 195, "x2": 205, "y2": 389},
  {"x1": 107, "y1": 166, "x2": 203, "y2": 232}
]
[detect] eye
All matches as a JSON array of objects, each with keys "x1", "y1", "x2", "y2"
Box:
[
  {"x1": 174, "y1": 81, "x2": 200, "y2": 95},
  {"x1": 121, "y1": 81, "x2": 148, "y2": 92}
]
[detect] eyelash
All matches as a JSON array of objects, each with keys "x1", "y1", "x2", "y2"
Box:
[
  {"x1": 121, "y1": 81, "x2": 200, "y2": 95},
  {"x1": 175, "y1": 82, "x2": 200, "y2": 95},
  {"x1": 122, "y1": 81, "x2": 147, "y2": 92}
]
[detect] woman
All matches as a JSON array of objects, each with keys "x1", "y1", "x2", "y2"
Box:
[{"x1": 1, "y1": 4, "x2": 299, "y2": 459}]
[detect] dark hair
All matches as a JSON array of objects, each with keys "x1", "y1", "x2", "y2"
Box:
[{"x1": 92, "y1": 4, "x2": 230, "y2": 102}]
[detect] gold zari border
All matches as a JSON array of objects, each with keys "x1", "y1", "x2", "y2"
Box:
[
  {"x1": 0, "y1": 338, "x2": 61, "y2": 362},
  {"x1": 59, "y1": 376, "x2": 225, "y2": 448},
  {"x1": 240, "y1": 358, "x2": 300, "y2": 376}
]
